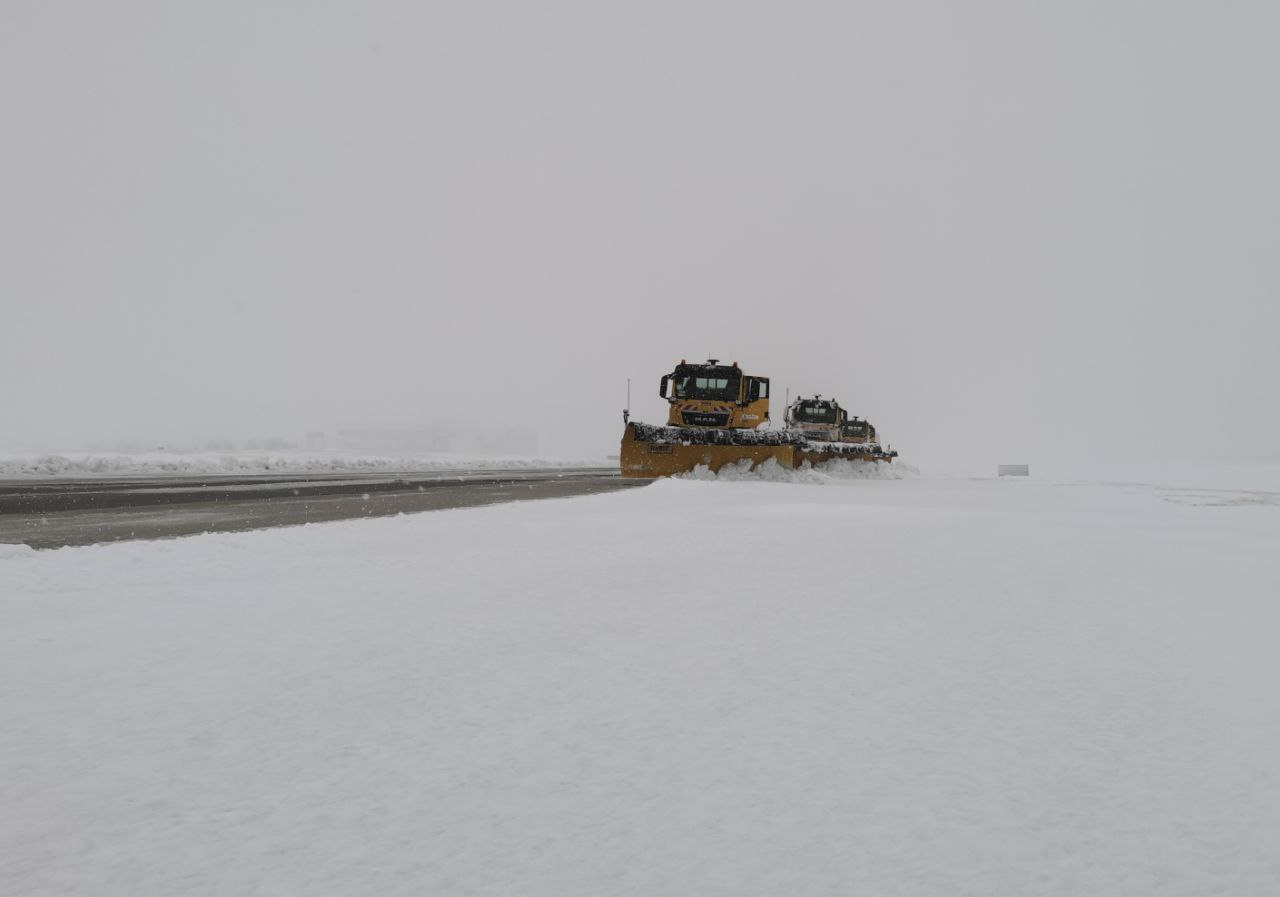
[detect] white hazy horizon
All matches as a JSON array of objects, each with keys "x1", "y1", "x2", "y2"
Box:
[{"x1": 4, "y1": 2, "x2": 1278, "y2": 472}]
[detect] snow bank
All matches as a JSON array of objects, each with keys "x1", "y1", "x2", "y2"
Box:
[
  {"x1": 4, "y1": 474, "x2": 1279, "y2": 896},
  {"x1": 0, "y1": 450, "x2": 609, "y2": 479},
  {"x1": 681, "y1": 455, "x2": 917, "y2": 482}
]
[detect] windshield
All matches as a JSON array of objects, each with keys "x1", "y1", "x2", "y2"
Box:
[
  {"x1": 794, "y1": 403, "x2": 837, "y2": 423},
  {"x1": 673, "y1": 370, "x2": 739, "y2": 401},
  {"x1": 843, "y1": 422, "x2": 869, "y2": 436}
]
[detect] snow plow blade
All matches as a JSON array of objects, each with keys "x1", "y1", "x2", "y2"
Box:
[{"x1": 620, "y1": 422, "x2": 896, "y2": 478}]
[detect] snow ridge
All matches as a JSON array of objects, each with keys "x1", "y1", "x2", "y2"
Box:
[
  {"x1": 0, "y1": 452, "x2": 607, "y2": 479},
  {"x1": 680, "y1": 457, "x2": 916, "y2": 483}
]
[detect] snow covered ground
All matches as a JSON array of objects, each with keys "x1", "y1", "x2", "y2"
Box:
[
  {"x1": 0, "y1": 450, "x2": 611, "y2": 478},
  {"x1": 3, "y1": 467, "x2": 1279, "y2": 896}
]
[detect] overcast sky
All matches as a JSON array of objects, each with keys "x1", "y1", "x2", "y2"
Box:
[{"x1": 3, "y1": 1, "x2": 1277, "y2": 469}]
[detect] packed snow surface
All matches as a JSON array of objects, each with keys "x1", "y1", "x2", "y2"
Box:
[
  {"x1": 0, "y1": 450, "x2": 609, "y2": 478},
  {"x1": 4, "y1": 469, "x2": 1279, "y2": 896}
]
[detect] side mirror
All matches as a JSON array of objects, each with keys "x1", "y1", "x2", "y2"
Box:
[{"x1": 659, "y1": 375, "x2": 670, "y2": 399}]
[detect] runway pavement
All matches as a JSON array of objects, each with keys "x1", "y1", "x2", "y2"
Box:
[{"x1": 0, "y1": 468, "x2": 646, "y2": 549}]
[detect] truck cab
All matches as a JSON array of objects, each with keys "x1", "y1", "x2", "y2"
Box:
[
  {"x1": 839, "y1": 417, "x2": 879, "y2": 446},
  {"x1": 785, "y1": 396, "x2": 847, "y2": 442},
  {"x1": 660, "y1": 360, "x2": 770, "y2": 429}
]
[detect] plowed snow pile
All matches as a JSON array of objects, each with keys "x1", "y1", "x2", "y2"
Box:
[
  {"x1": 4, "y1": 472, "x2": 1279, "y2": 896},
  {"x1": 0, "y1": 451, "x2": 606, "y2": 478},
  {"x1": 681, "y1": 456, "x2": 916, "y2": 482}
]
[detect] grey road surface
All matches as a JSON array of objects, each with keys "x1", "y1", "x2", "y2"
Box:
[{"x1": 0, "y1": 468, "x2": 645, "y2": 550}]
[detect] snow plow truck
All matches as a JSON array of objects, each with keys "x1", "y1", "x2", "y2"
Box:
[
  {"x1": 785, "y1": 395, "x2": 883, "y2": 447},
  {"x1": 620, "y1": 359, "x2": 897, "y2": 478}
]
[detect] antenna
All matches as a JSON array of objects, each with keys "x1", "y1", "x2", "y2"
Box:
[{"x1": 622, "y1": 378, "x2": 631, "y2": 425}]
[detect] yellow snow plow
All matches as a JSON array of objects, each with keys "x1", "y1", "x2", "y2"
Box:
[{"x1": 620, "y1": 360, "x2": 897, "y2": 478}]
